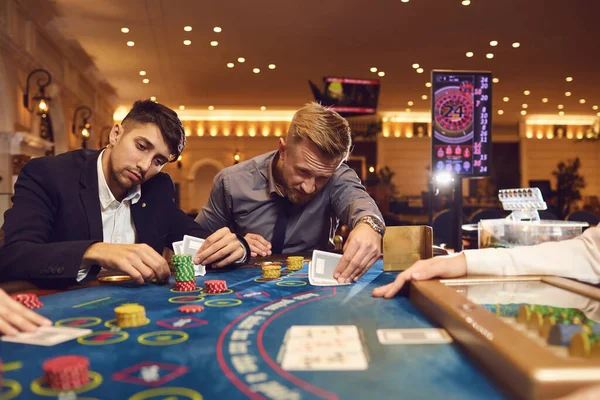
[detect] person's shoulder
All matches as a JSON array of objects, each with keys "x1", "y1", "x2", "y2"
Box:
[
  {"x1": 143, "y1": 171, "x2": 174, "y2": 191},
  {"x1": 23, "y1": 149, "x2": 95, "y2": 175},
  {"x1": 215, "y1": 151, "x2": 276, "y2": 181}
]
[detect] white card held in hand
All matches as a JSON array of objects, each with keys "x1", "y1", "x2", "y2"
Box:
[
  {"x1": 183, "y1": 235, "x2": 205, "y2": 256},
  {"x1": 376, "y1": 328, "x2": 453, "y2": 345},
  {"x1": 309, "y1": 250, "x2": 350, "y2": 286},
  {"x1": 172, "y1": 240, "x2": 184, "y2": 255},
  {"x1": 1, "y1": 326, "x2": 93, "y2": 346}
]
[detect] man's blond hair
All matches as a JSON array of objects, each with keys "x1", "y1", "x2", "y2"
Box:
[{"x1": 286, "y1": 102, "x2": 352, "y2": 161}]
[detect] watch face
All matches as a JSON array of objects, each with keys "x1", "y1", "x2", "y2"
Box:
[{"x1": 433, "y1": 84, "x2": 474, "y2": 139}]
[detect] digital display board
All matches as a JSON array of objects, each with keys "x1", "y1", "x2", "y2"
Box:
[{"x1": 431, "y1": 70, "x2": 492, "y2": 177}]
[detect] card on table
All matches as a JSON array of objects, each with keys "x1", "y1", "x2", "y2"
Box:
[
  {"x1": 281, "y1": 350, "x2": 368, "y2": 371},
  {"x1": 309, "y1": 250, "x2": 350, "y2": 286},
  {"x1": 1, "y1": 326, "x2": 92, "y2": 346},
  {"x1": 287, "y1": 325, "x2": 360, "y2": 339},
  {"x1": 376, "y1": 328, "x2": 453, "y2": 345}
]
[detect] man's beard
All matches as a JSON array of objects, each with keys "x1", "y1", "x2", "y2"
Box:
[
  {"x1": 284, "y1": 185, "x2": 315, "y2": 206},
  {"x1": 112, "y1": 168, "x2": 134, "y2": 191}
]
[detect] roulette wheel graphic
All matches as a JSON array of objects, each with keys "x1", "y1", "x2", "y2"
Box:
[{"x1": 433, "y1": 83, "x2": 474, "y2": 143}]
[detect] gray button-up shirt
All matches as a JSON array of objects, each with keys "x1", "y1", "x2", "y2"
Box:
[{"x1": 194, "y1": 150, "x2": 383, "y2": 253}]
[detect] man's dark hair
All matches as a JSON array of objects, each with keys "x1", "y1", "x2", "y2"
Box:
[{"x1": 121, "y1": 99, "x2": 186, "y2": 161}]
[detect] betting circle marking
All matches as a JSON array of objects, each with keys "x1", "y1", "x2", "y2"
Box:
[
  {"x1": 168, "y1": 295, "x2": 205, "y2": 304},
  {"x1": 276, "y1": 280, "x2": 307, "y2": 287},
  {"x1": 204, "y1": 298, "x2": 242, "y2": 308},
  {"x1": 0, "y1": 379, "x2": 22, "y2": 400},
  {"x1": 254, "y1": 277, "x2": 283, "y2": 283},
  {"x1": 30, "y1": 371, "x2": 102, "y2": 396},
  {"x1": 55, "y1": 317, "x2": 102, "y2": 328},
  {"x1": 201, "y1": 289, "x2": 233, "y2": 296},
  {"x1": 104, "y1": 318, "x2": 151, "y2": 329},
  {"x1": 128, "y1": 387, "x2": 203, "y2": 400},
  {"x1": 170, "y1": 287, "x2": 201, "y2": 293},
  {"x1": 138, "y1": 331, "x2": 189, "y2": 346},
  {"x1": 77, "y1": 330, "x2": 129, "y2": 345}
]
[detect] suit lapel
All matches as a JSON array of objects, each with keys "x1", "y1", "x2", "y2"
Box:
[{"x1": 79, "y1": 150, "x2": 104, "y2": 241}]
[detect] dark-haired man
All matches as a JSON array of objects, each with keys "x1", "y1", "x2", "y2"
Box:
[{"x1": 0, "y1": 100, "x2": 249, "y2": 287}]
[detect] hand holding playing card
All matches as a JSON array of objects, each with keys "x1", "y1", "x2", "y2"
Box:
[
  {"x1": 0, "y1": 289, "x2": 52, "y2": 336},
  {"x1": 333, "y1": 223, "x2": 381, "y2": 284},
  {"x1": 194, "y1": 227, "x2": 246, "y2": 268}
]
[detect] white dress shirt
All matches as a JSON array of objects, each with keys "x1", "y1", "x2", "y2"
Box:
[
  {"x1": 464, "y1": 225, "x2": 600, "y2": 283},
  {"x1": 77, "y1": 150, "x2": 141, "y2": 281}
]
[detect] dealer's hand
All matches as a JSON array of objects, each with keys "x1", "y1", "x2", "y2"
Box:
[
  {"x1": 372, "y1": 253, "x2": 467, "y2": 299},
  {"x1": 0, "y1": 289, "x2": 52, "y2": 336},
  {"x1": 333, "y1": 223, "x2": 381, "y2": 284}
]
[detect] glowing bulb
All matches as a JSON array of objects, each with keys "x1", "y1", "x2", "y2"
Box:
[
  {"x1": 127, "y1": 41, "x2": 135, "y2": 47},
  {"x1": 524, "y1": 90, "x2": 531, "y2": 95},
  {"x1": 210, "y1": 41, "x2": 218, "y2": 47},
  {"x1": 368, "y1": 166, "x2": 375, "y2": 173},
  {"x1": 512, "y1": 42, "x2": 520, "y2": 48},
  {"x1": 466, "y1": 52, "x2": 474, "y2": 58},
  {"x1": 208, "y1": 105, "x2": 214, "y2": 111},
  {"x1": 490, "y1": 40, "x2": 498, "y2": 46},
  {"x1": 503, "y1": 97, "x2": 509, "y2": 102},
  {"x1": 213, "y1": 27, "x2": 222, "y2": 33},
  {"x1": 378, "y1": 71, "x2": 385, "y2": 77},
  {"x1": 237, "y1": 57, "x2": 246, "y2": 63},
  {"x1": 38, "y1": 99, "x2": 48, "y2": 111},
  {"x1": 81, "y1": 128, "x2": 90, "y2": 138},
  {"x1": 408, "y1": 101, "x2": 414, "y2": 106},
  {"x1": 260, "y1": 106, "x2": 266, "y2": 111},
  {"x1": 497, "y1": 110, "x2": 504, "y2": 115},
  {"x1": 412, "y1": 63, "x2": 420, "y2": 69},
  {"x1": 179, "y1": 105, "x2": 185, "y2": 110},
  {"x1": 142, "y1": 78, "x2": 150, "y2": 84},
  {"x1": 183, "y1": 40, "x2": 192, "y2": 46},
  {"x1": 268, "y1": 64, "x2": 276, "y2": 70},
  {"x1": 227, "y1": 63, "x2": 234, "y2": 68},
  {"x1": 370, "y1": 67, "x2": 377, "y2": 72},
  {"x1": 121, "y1": 27, "x2": 129, "y2": 33},
  {"x1": 416, "y1": 68, "x2": 424, "y2": 73},
  {"x1": 184, "y1": 26, "x2": 192, "y2": 32},
  {"x1": 253, "y1": 68, "x2": 260, "y2": 73},
  {"x1": 425, "y1": 82, "x2": 432, "y2": 87},
  {"x1": 542, "y1": 98, "x2": 548, "y2": 103},
  {"x1": 486, "y1": 53, "x2": 494, "y2": 59},
  {"x1": 139, "y1": 70, "x2": 147, "y2": 76}
]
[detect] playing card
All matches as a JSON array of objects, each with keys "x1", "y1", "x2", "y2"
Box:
[
  {"x1": 287, "y1": 325, "x2": 360, "y2": 339},
  {"x1": 376, "y1": 328, "x2": 453, "y2": 345},
  {"x1": 281, "y1": 350, "x2": 368, "y2": 371},
  {"x1": 309, "y1": 250, "x2": 350, "y2": 286},
  {"x1": 1, "y1": 326, "x2": 93, "y2": 346},
  {"x1": 183, "y1": 235, "x2": 205, "y2": 256},
  {"x1": 172, "y1": 240, "x2": 184, "y2": 255}
]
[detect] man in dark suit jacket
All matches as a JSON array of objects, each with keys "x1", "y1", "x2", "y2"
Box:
[{"x1": 0, "y1": 100, "x2": 249, "y2": 288}]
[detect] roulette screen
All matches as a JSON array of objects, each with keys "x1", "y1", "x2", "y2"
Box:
[{"x1": 431, "y1": 70, "x2": 492, "y2": 177}]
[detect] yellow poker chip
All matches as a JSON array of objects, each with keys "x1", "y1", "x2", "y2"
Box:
[
  {"x1": 569, "y1": 332, "x2": 591, "y2": 358},
  {"x1": 115, "y1": 304, "x2": 145, "y2": 314}
]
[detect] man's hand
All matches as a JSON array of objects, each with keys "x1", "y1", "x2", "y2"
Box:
[
  {"x1": 244, "y1": 233, "x2": 272, "y2": 257},
  {"x1": 372, "y1": 253, "x2": 467, "y2": 299},
  {"x1": 0, "y1": 289, "x2": 52, "y2": 336},
  {"x1": 83, "y1": 243, "x2": 170, "y2": 284},
  {"x1": 195, "y1": 227, "x2": 246, "y2": 268},
  {"x1": 333, "y1": 223, "x2": 381, "y2": 284}
]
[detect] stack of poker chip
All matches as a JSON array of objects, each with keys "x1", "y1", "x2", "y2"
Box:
[
  {"x1": 42, "y1": 355, "x2": 90, "y2": 390},
  {"x1": 178, "y1": 305, "x2": 204, "y2": 313},
  {"x1": 10, "y1": 293, "x2": 44, "y2": 309},
  {"x1": 114, "y1": 304, "x2": 147, "y2": 328},
  {"x1": 204, "y1": 280, "x2": 227, "y2": 294},
  {"x1": 261, "y1": 262, "x2": 282, "y2": 279},
  {"x1": 286, "y1": 256, "x2": 304, "y2": 271},
  {"x1": 172, "y1": 255, "x2": 197, "y2": 292},
  {"x1": 569, "y1": 331, "x2": 600, "y2": 358}
]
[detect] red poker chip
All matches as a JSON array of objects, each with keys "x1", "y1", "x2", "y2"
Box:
[
  {"x1": 204, "y1": 280, "x2": 227, "y2": 293},
  {"x1": 43, "y1": 355, "x2": 89, "y2": 373},
  {"x1": 11, "y1": 293, "x2": 44, "y2": 309},
  {"x1": 178, "y1": 305, "x2": 204, "y2": 313},
  {"x1": 43, "y1": 355, "x2": 90, "y2": 389}
]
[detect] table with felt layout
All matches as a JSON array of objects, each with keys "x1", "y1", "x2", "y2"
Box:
[{"x1": 0, "y1": 260, "x2": 508, "y2": 400}]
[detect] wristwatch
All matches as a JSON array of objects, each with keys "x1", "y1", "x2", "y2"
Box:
[{"x1": 356, "y1": 215, "x2": 386, "y2": 236}]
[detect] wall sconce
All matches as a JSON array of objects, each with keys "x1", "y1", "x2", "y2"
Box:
[
  {"x1": 72, "y1": 105, "x2": 93, "y2": 148},
  {"x1": 233, "y1": 149, "x2": 241, "y2": 165},
  {"x1": 177, "y1": 155, "x2": 183, "y2": 169},
  {"x1": 23, "y1": 68, "x2": 52, "y2": 114}
]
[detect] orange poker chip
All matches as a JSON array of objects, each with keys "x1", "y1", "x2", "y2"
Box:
[{"x1": 178, "y1": 305, "x2": 204, "y2": 313}]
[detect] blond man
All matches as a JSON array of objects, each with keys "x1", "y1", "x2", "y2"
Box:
[{"x1": 195, "y1": 102, "x2": 384, "y2": 283}]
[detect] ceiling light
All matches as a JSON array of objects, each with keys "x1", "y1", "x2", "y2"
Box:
[
  {"x1": 566, "y1": 76, "x2": 573, "y2": 82},
  {"x1": 184, "y1": 26, "x2": 192, "y2": 32},
  {"x1": 492, "y1": 78, "x2": 499, "y2": 83},
  {"x1": 522, "y1": 104, "x2": 528, "y2": 109},
  {"x1": 462, "y1": 0, "x2": 471, "y2": 5},
  {"x1": 408, "y1": 101, "x2": 414, "y2": 106},
  {"x1": 208, "y1": 105, "x2": 214, "y2": 111},
  {"x1": 150, "y1": 96, "x2": 156, "y2": 102},
  {"x1": 378, "y1": 71, "x2": 385, "y2": 77},
  {"x1": 260, "y1": 106, "x2": 266, "y2": 111},
  {"x1": 139, "y1": 70, "x2": 146, "y2": 76},
  {"x1": 142, "y1": 78, "x2": 149, "y2": 84},
  {"x1": 421, "y1": 95, "x2": 428, "y2": 100},
  {"x1": 503, "y1": 97, "x2": 509, "y2": 102},
  {"x1": 227, "y1": 62, "x2": 234, "y2": 68},
  {"x1": 565, "y1": 91, "x2": 572, "y2": 96},
  {"x1": 210, "y1": 41, "x2": 218, "y2": 47},
  {"x1": 486, "y1": 53, "x2": 494, "y2": 59},
  {"x1": 542, "y1": 98, "x2": 549, "y2": 103},
  {"x1": 179, "y1": 105, "x2": 185, "y2": 110},
  {"x1": 466, "y1": 52, "x2": 474, "y2": 58},
  {"x1": 520, "y1": 110, "x2": 527, "y2": 116},
  {"x1": 121, "y1": 27, "x2": 129, "y2": 33},
  {"x1": 597, "y1": 112, "x2": 600, "y2": 116},
  {"x1": 370, "y1": 67, "x2": 377, "y2": 72},
  {"x1": 579, "y1": 99, "x2": 586, "y2": 104},
  {"x1": 593, "y1": 105, "x2": 599, "y2": 110},
  {"x1": 238, "y1": 57, "x2": 246, "y2": 63},
  {"x1": 213, "y1": 27, "x2": 222, "y2": 33},
  {"x1": 559, "y1": 111, "x2": 565, "y2": 116},
  {"x1": 524, "y1": 90, "x2": 531, "y2": 95},
  {"x1": 412, "y1": 63, "x2": 420, "y2": 69},
  {"x1": 183, "y1": 40, "x2": 191, "y2": 46},
  {"x1": 498, "y1": 110, "x2": 504, "y2": 115},
  {"x1": 490, "y1": 40, "x2": 498, "y2": 46},
  {"x1": 416, "y1": 68, "x2": 424, "y2": 73},
  {"x1": 268, "y1": 64, "x2": 276, "y2": 70},
  {"x1": 425, "y1": 82, "x2": 432, "y2": 87},
  {"x1": 558, "y1": 104, "x2": 564, "y2": 109},
  {"x1": 127, "y1": 41, "x2": 135, "y2": 47},
  {"x1": 401, "y1": 0, "x2": 409, "y2": 2},
  {"x1": 512, "y1": 42, "x2": 520, "y2": 48},
  {"x1": 253, "y1": 68, "x2": 260, "y2": 73},
  {"x1": 405, "y1": 108, "x2": 411, "y2": 112}
]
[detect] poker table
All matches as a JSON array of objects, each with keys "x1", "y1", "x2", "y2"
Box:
[{"x1": 0, "y1": 260, "x2": 510, "y2": 400}]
